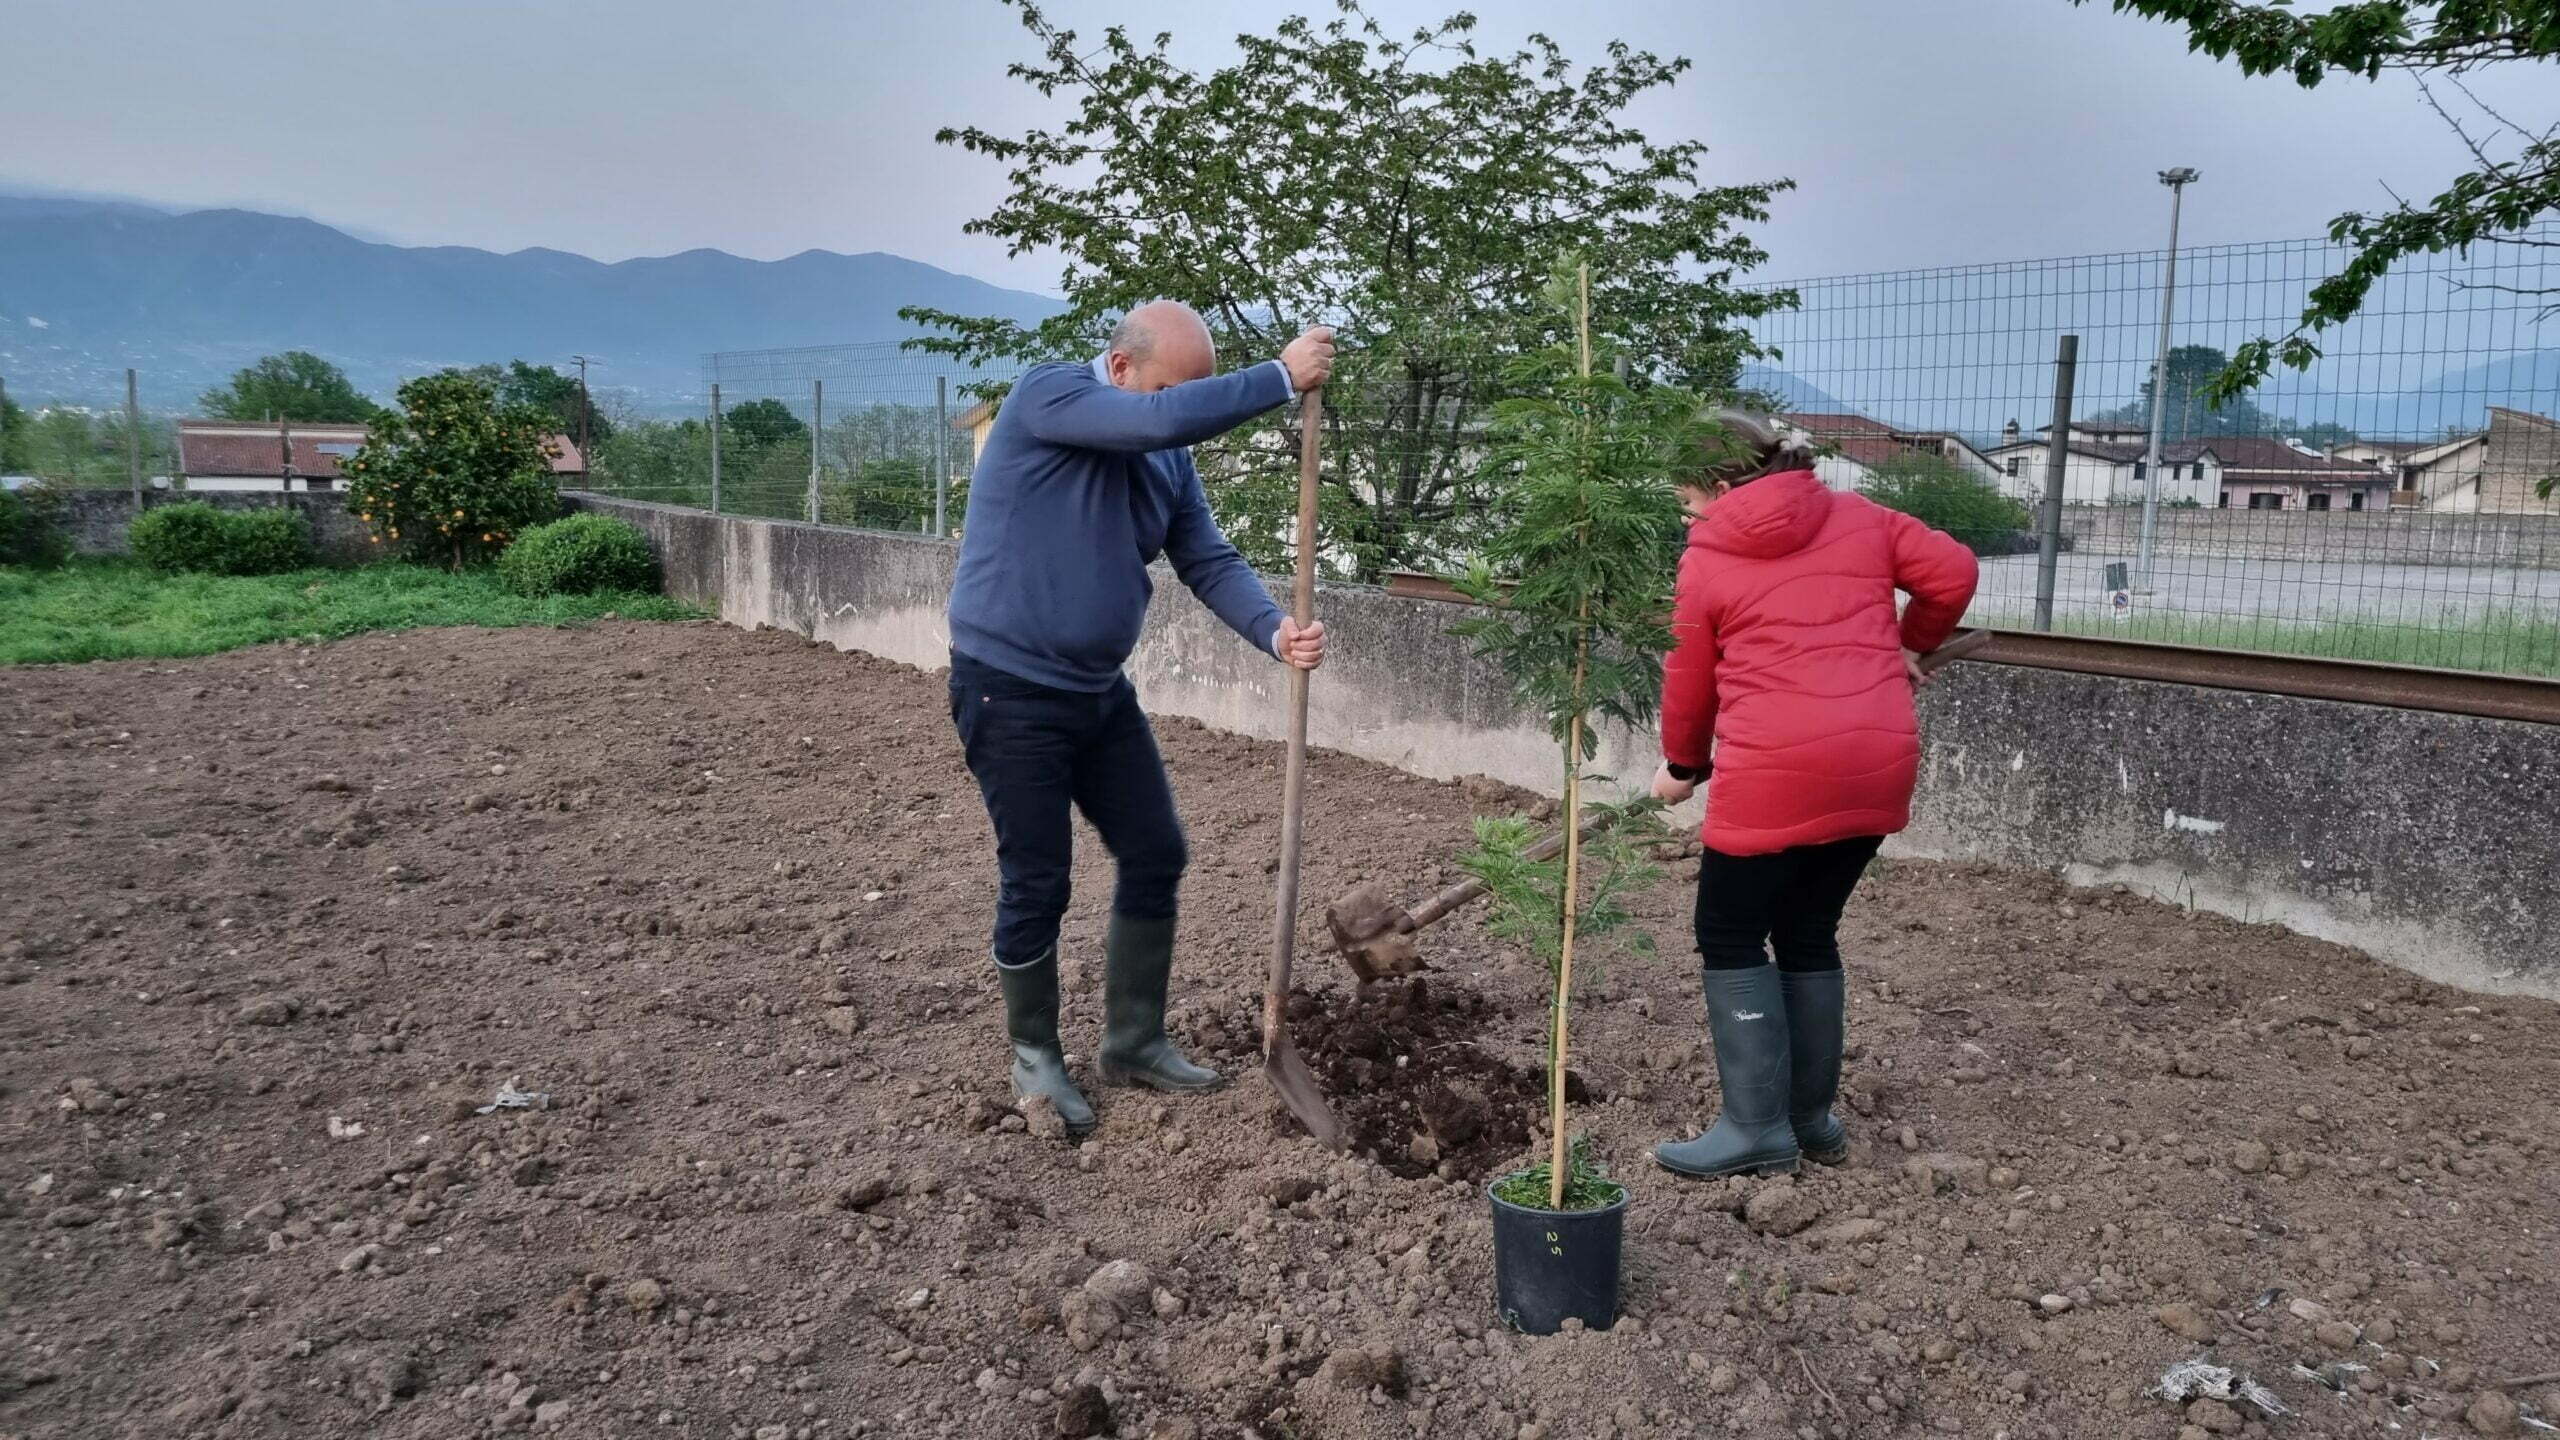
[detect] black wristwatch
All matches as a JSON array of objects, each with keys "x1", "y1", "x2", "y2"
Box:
[{"x1": 1665, "y1": 762, "x2": 1705, "y2": 783}]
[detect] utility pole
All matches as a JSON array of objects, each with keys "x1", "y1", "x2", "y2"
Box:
[
  {"x1": 2137, "y1": 167, "x2": 2198, "y2": 594},
  {"x1": 708, "y1": 383, "x2": 722, "y2": 515},
  {"x1": 570, "y1": 354, "x2": 597, "y2": 470},
  {"x1": 125, "y1": 369, "x2": 142, "y2": 505}
]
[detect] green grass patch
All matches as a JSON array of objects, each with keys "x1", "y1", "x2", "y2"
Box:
[
  {"x1": 0, "y1": 557, "x2": 701, "y2": 665},
  {"x1": 2043, "y1": 611, "x2": 2560, "y2": 679}
]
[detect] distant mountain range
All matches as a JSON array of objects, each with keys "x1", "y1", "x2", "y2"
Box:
[
  {"x1": 4, "y1": 192, "x2": 2545, "y2": 440},
  {"x1": 0, "y1": 194, "x2": 1066, "y2": 411}
]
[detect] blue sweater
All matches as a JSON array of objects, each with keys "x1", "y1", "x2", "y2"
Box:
[{"x1": 948, "y1": 355, "x2": 1295, "y2": 692}]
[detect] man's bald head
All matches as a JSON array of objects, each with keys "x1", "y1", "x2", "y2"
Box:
[{"x1": 1105, "y1": 301, "x2": 1218, "y2": 393}]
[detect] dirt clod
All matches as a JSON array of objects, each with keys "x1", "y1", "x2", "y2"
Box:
[
  {"x1": 2155, "y1": 1303, "x2": 2217, "y2": 1343},
  {"x1": 1319, "y1": 1342, "x2": 1408, "y2": 1397},
  {"x1": 2466, "y1": 1390, "x2": 2520, "y2": 1436},
  {"x1": 1054, "y1": 1384, "x2": 1111, "y2": 1438},
  {"x1": 1742, "y1": 1180, "x2": 1826, "y2": 1237}
]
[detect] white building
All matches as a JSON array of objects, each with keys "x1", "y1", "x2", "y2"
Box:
[{"x1": 1981, "y1": 421, "x2": 2393, "y2": 511}]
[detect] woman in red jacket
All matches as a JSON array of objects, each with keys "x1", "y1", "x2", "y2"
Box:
[{"x1": 1650, "y1": 409, "x2": 1979, "y2": 1178}]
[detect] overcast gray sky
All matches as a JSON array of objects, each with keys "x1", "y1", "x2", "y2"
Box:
[{"x1": 4, "y1": 0, "x2": 2540, "y2": 292}]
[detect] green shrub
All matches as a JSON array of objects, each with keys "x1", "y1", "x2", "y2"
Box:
[
  {"x1": 1858, "y1": 453, "x2": 2033, "y2": 554},
  {"x1": 496, "y1": 513, "x2": 657, "y2": 597},
  {"x1": 222, "y1": 508, "x2": 316, "y2": 574},
  {"x1": 344, "y1": 370, "x2": 562, "y2": 569},
  {"x1": 129, "y1": 502, "x2": 313, "y2": 576},
  {"x1": 0, "y1": 484, "x2": 71, "y2": 570}
]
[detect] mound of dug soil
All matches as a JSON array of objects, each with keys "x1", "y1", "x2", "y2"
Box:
[{"x1": 1198, "y1": 978, "x2": 1598, "y2": 1180}]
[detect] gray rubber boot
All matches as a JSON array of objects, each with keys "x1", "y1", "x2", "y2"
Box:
[
  {"x1": 1655, "y1": 965, "x2": 1800, "y2": 1178},
  {"x1": 1095, "y1": 913, "x2": 1222, "y2": 1093},
  {"x1": 1781, "y1": 968, "x2": 1850, "y2": 1165},
  {"x1": 995, "y1": 948, "x2": 1095, "y2": 1135}
]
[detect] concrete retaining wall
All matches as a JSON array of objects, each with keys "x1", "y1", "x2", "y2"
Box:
[
  {"x1": 57, "y1": 490, "x2": 375, "y2": 566},
  {"x1": 2059, "y1": 504, "x2": 2560, "y2": 569},
  {"x1": 571, "y1": 492, "x2": 2560, "y2": 996}
]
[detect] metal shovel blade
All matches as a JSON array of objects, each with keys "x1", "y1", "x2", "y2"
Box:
[{"x1": 1264, "y1": 1023, "x2": 1346, "y2": 1151}]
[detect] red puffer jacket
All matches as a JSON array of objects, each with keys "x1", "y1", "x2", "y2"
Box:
[{"x1": 1659, "y1": 469, "x2": 1979, "y2": 856}]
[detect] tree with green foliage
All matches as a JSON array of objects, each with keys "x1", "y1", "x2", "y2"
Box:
[
  {"x1": 342, "y1": 370, "x2": 560, "y2": 570},
  {"x1": 590, "y1": 418, "x2": 715, "y2": 508},
  {"x1": 1454, "y1": 265, "x2": 1701, "y2": 1211},
  {"x1": 0, "y1": 483, "x2": 71, "y2": 570},
  {"x1": 199, "y1": 351, "x2": 382, "y2": 423},
  {"x1": 904, "y1": 0, "x2": 1792, "y2": 580},
  {"x1": 1859, "y1": 453, "x2": 2035, "y2": 555},
  {"x1": 2101, "y1": 343, "x2": 2363, "y2": 445},
  {"x1": 722, "y1": 398, "x2": 809, "y2": 450},
  {"x1": 2075, "y1": 2, "x2": 2558, "y2": 404},
  {"x1": 0, "y1": 390, "x2": 29, "y2": 472},
  {"x1": 460, "y1": 361, "x2": 614, "y2": 446}
]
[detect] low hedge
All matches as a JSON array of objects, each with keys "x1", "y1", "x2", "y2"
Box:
[
  {"x1": 496, "y1": 513, "x2": 657, "y2": 597},
  {"x1": 0, "y1": 485, "x2": 71, "y2": 570},
  {"x1": 129, "y1": 502, "x2": 313, "y2": 576}
]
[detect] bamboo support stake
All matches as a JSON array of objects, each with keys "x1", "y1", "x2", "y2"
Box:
[{"x1": 1548, "y1": 260, "x2": 1597, "y2": 1211}]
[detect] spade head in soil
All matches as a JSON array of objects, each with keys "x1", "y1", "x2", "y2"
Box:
[{"x1": 1264, "y1": 1021, "x2": 1347, "y2": 1151}]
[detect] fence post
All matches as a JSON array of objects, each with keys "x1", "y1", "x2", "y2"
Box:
[
  {"x1": 935, "y1": 375, "x2": 949, "y2": 537},
  {"x1": 708, "y1": 383, "x2": 722, "y2": 515},
  {"x1": 2033, "y1": 334, "x2": 2080, "y2": 633},
  {"x1": 809, "y1": 379, "x2": 824, "y2": 525},
  {"x1": 126, "y1": 369, "x2": 142, "y2": 505}
]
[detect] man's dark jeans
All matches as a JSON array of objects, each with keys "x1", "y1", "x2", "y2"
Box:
[{"x1": 949, "y1": 650, "x2": 1187, "y2": 967}]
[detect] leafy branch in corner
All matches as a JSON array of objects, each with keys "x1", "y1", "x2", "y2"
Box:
[{"x1": 2076, "y1": 1, "x2": 2559, "y2": 406}]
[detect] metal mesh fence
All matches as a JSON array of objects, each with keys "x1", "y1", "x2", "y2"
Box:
[
  {"x1": 1741, "y1": 224, "x2": 2560, "y2": 676},
  {"x1": 581, "y1": 344, "x2": 1029, "y2": 534},
  {"x1": 613, "y1": 224, "x2": 2560, "y2": 677}
]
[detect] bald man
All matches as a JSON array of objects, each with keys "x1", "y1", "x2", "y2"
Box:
[{"x1": 947, "y1": 304, "x2": 1335, "y2": 1136}]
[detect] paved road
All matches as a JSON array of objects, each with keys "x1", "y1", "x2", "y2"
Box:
[{"x1": 1973, "y1": 550, "x2": 2560, "y2": 628}]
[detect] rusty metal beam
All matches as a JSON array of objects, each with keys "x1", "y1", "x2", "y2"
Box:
[
  {"x1": 1380, "y1": 571, "x2": 2560, "y2": 726},
  {"x1": 1959, "y1": 629, "x2": 2560, "y2": 727}
]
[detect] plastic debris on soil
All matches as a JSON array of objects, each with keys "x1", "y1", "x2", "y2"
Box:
[
  {"x1": 475, "y1": 1077, "x2": 552, "y2": 1114},
  {"x1": 2153, "y1": 1360, "x2": 2291, "y2": 1418}
]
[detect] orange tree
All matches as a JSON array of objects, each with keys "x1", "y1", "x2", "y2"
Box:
[{"x1": 344, "y1": 370, "x2": 562, "y2": 569}]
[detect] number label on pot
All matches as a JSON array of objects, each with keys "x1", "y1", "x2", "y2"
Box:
[{"x1": 1547, "y1": 1230, "x2": 1563, "y2": 1256}]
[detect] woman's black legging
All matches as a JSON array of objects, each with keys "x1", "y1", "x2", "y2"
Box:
[{"x1": 1693, "y1": 835, "x2": 1885, "y2": 973}]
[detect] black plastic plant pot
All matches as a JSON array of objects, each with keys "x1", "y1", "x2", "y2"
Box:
[{"x1": 1487, "y1": 1176, "x2": 1630, "y2": 1335}]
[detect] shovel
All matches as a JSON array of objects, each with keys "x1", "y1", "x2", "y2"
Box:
[
  {"x1": 1262, "y1": 387, "x2": 1348, "y2": 1151},
  {"x1": 1322, "y1": 626, "x2": 1998, "y2": 982}
]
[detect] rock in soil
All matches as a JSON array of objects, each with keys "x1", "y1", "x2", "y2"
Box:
[
  {"x1": 2466, "y1": 1391, "x2": 2520, "y2": 1437},
  {"x1": 1054, "y1": 1384, "x2": 1111, "y2": 1438},
  {"x1": 2154, "y1": 1302, "x2": 2217, "y2": 1343}
]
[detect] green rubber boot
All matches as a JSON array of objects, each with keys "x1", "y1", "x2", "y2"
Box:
[
  {"x1": 1781, "y1": 968, "x2": 1850, "y2": 1165},
  {"x1": 1656, "y1": 965, "x2": 1801, "y2": 1178},
  {"x1": 995, "y1": 948, "x2": 1094, "y2": 1135},
  {"x1": 1095, "y1": 913, "x2": 1222, "y2": 1093}
]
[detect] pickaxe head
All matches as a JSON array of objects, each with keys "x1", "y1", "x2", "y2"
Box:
[{"x1": 1324, "y1": 881, "x2": 1428, "y2": 984}]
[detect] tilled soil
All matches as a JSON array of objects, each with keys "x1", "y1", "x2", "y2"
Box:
[{"x1": 1, "y1": 621, "x2": 2555, "y2": 1440}]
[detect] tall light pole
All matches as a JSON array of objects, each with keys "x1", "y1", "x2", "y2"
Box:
[{"x1": 2136, "y1": 167, "x2": 2198, "y2": 593}]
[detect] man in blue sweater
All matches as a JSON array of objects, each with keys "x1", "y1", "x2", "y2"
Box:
[{"x1": 948, "y1": 302, "x2": 1334, "y2": 1136}]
